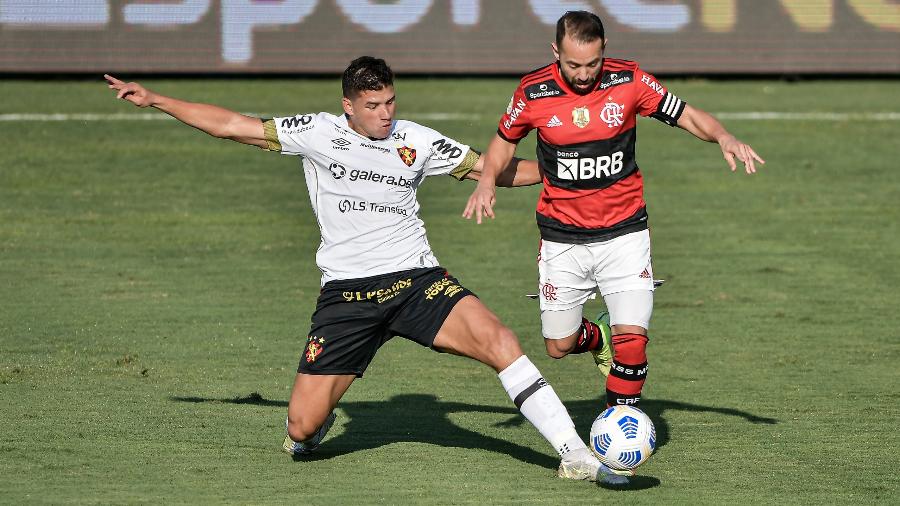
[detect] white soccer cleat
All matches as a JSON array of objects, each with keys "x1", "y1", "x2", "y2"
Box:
[
  {"x1": 282, "y1": 412, "x2": 337, "y2": 456},
  {"x1": 558, "y1": 449, "x2": 632, "y2": 485}
]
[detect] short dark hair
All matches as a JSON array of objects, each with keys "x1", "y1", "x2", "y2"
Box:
[
  {"x1": 556, "y1": 11, "x2": 605, "y2": 48},
  {"x1": 342, "y1": 56, "x2": 394, "y2": 99}
]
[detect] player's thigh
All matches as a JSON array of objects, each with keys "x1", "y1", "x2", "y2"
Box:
[
  {"x1": 540, "y1": 306, "x2": 584, "y2": 340},
  {"x1": 592, "y1": 230, "x2": 655, "y2": 296},
  {"x1": 538, "y1": 241, "x2": 596, "y2": 319},
  {"x1": 287, "y1": 372, "x2": 355, "y2": 440},
  {"x1": 431, "y1": 295, "x2": 523, "y2": 372},
  {"x1": 603, "y1": 289, "x2": 653, "y2": 330}
]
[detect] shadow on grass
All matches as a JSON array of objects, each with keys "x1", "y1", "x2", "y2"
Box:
[
  {"x1": 173, "y1": 392, "x2": 557, "y2": 470},
  {"x1": 173, "y1": 393, "x2": 774, "y2": 486}
]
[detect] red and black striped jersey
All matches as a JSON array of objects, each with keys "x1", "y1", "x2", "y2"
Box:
[{"x1": 497, "y1": 58, "x2": 686, "y2": 243}]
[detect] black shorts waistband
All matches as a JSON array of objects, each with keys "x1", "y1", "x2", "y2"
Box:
[{"x1": 323, "y1": 267, "x2": 445, "y2": 289}]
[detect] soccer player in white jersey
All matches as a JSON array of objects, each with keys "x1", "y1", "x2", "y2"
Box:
[{"x1": 104, "y1": 57, "x2": 631, "y2": 484}]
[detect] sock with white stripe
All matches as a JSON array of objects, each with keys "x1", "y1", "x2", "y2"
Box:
[{"x1": 498, "y1": 355, "x2": 586, "y2": 457}]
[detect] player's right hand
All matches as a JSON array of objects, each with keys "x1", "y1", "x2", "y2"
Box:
[
  {"x1": 104, "y1": 74, "x2": 156, "y2": 108},
  {"x1": 463, "y1": 181, "x2": 496, "y2": 224}
]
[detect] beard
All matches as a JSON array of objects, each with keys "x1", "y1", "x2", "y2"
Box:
[{"x1": 561, "y1": 71, "x2": 597, "y2": 95}]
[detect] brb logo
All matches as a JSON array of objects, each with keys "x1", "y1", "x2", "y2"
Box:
[{"x1": 556, "y1": 151, "x2": 625, "y2": 181}]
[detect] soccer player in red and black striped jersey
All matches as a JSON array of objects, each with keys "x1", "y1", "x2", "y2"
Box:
[{"x1": 464, "y1": 11, "x2": 764, "y2": 408}]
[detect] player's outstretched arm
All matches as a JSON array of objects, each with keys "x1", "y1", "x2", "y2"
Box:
[
  {"x1": 464, "y1": 157, "x2": 542, "y2": 187},
  {"x1": 676, "y1": 104, "x2": 765, "y2": 174},
  {"x1": 462, "y1": 134, "x2": 518, "y2": 224},
  {"x1": 104, "y1": 74, "x2": 268, "y2": 149}
]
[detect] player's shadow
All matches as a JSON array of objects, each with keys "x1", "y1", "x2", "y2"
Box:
[
  {"x1": 173, "y1": 392, "x2": 557, "y2": 470},
  {"x1": 563, "y1": 398, "x2": 779, "y2": 453},
  {"x1": 172, "y1": 393, "x2": 775, "y2": 491}
]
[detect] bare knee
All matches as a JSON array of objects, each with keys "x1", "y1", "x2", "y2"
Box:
[
  {"x1": 287, "y1": 413, "x2": 323, "y2": 442},
  {"x1": 484, "y1": 325, "x2": 524, "y2": 371},
  {"x1": 544, "y1": 331, "x2": 578, "y2": 359},
  {"x1": 545, "y1": 339, "x2": 572, "y2": 359}
]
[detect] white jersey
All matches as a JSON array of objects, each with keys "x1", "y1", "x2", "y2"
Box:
[{"x1": 263, "y1": 112, "x2": 476, "y2": 285}]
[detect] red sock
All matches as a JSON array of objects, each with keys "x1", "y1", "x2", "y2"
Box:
[{"x1": 605, "y1": 333, "x2": 649, "y2": 407}]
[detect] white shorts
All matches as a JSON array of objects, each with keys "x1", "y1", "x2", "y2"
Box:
[{"x1": 538, "y1": 230, "x2": 655, "y2": 338}]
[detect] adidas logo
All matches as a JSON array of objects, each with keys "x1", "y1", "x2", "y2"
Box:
[
  {"x1": 547, "y1": 115, "x2": 563, "y2": 128},
  {"x1": 639, "y1": 268, "x2": 651, "y2": 279}
]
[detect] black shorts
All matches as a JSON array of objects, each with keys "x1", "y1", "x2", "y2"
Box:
[{"x1": 298, "y1": 267, "x2": 475, "y2": 377}]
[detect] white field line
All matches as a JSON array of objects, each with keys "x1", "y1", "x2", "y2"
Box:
[{"x1": 1, "y1": 111, "x2": 899, "y2": 122}]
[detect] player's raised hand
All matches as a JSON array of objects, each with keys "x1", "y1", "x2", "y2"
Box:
[
  {"x1": 104, "y1": 74, "x2": 156, "y2": 108},
  {"x1": 719, "y1": 135, "x2": 765, "y2": 174},
  {"x1": 463, "y1": 181, "x2": 496, "y2": 224}
]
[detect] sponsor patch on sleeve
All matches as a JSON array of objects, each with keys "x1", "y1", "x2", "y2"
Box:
[
  {"x1": 262, "y1": 119, "x2": 281, "y2": 151},
  {"x1": 449, "y1": 148, "x2": 481, "y2": 181}
]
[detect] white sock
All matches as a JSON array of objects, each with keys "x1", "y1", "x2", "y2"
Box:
[{"x1": 498, "y1": 355, "x2": 587, "y2": 457}]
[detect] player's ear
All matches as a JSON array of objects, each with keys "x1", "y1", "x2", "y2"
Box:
[
  {"x1": 551, "y1": 42, "x2": 560, "y2": 61},
  {"x1": 601, "y1": 38, "x2": 608, "y2": 52},
  {"x1": 341, "y1": 96, "x2": 353, "y2": 116}
]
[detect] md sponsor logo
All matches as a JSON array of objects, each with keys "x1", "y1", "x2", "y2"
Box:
[
  {"x1": 280, "y1": 114, "x2": 313, "y2": 133},
  {"x1": 557, "y1": 151, "x2": 625, "y2": 181},
  {"x1": 431, "y1": 138, "x2": 463, "y2": 160}
]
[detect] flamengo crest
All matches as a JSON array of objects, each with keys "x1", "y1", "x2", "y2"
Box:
[
  {"x1": 572, "y1": 106, "x2": 590, "y2": 128},
  {"x1": 600, "y1": 101, "x2": 625, "y2": 128}
]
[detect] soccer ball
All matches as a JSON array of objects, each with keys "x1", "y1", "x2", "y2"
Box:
[{"x1": 589, "y1": 405, "x2": 656, "y2": 470}]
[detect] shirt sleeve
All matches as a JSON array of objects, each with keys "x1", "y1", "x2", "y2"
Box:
[
  {"x1": 496, "y1": 83, "x2": 533, "y2": 143},
  {"x1": 634, "y1": 67, "x2": 686, "y2": 127},
  {"x1": 263, "y1": 113, "x2": 319, "y2": 155},
  {"x1": 420, "y1": 126, "x2": 476, "y2": 179}
]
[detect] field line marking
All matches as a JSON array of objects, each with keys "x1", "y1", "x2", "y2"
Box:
[{"x1": 1, "y1": 112, "x2": 899, "y2": 122}]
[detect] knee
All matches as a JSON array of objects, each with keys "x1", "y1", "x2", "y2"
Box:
[
  {"x1": 485, "y1": 325, "x2": 524, "y2": 369},
  {"x1": 545, "y1": 339, "x2": 572, "y2": 359},
  {"x1": 286, "y1": 414, "x2": 320, "y2": 442},
  {"x1": 612, "y1": 334, "x2": 649, "y2": 363}
]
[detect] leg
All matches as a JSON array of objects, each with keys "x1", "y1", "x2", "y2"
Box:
[
  {"x1": 431, "y1": 294, "x2": 630, "y2": 482},
  {"x1": 536, "y1": 240, "x2": 597, "y2": 359},
  {"x1": 286, "y1": 372, "x2": 355, "y2": 442},
  {"x1": 603, "y1": 289, "x2": 652, "y2": 407},
  {"x1": 431, "y1": 295, "x2": 523, "y2": 372}
]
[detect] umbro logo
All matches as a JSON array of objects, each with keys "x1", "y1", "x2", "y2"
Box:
[
  {"x1": 331, "y1": 138, "x2": 351, "y2": 150},
  {"x1": 547, "y1": 115, "x2": 563, "y2": 128}
]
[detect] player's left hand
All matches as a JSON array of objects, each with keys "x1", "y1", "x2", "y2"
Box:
[
  {"x1": 463, "y1": 181, "x2": 496, "y2": 224},
  {"x1": 718, "y1": 135, "x2": 765, "y2": 174}
]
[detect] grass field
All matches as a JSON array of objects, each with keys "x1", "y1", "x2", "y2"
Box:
[{"x1": 1, "y1": 77, "x2": 898, "y2": 504}]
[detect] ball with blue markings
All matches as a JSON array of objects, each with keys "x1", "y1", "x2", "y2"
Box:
[{"x1": 589, "y1": 405, "x2": 656, "y2": 470}]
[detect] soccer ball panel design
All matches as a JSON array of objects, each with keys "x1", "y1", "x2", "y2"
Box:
[{"x1": 589, "y1": 405, "x2": 655, "y2": 470}]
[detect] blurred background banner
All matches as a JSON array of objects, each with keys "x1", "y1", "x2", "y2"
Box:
[{"x1": 1, "y1": 0, "x2": 898, "y2": 74}]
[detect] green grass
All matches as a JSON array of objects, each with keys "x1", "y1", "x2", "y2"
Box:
[{"x1": 1, "y1": 77, "x2": 898, "y2": 504}]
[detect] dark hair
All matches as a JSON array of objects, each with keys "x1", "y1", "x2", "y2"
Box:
[
  {"x1": 342, "y1": 56, "x2": 394, "y2": 98},
  {"x1": 556, "y1": 11, "x2": 605, "y2": 48}
]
